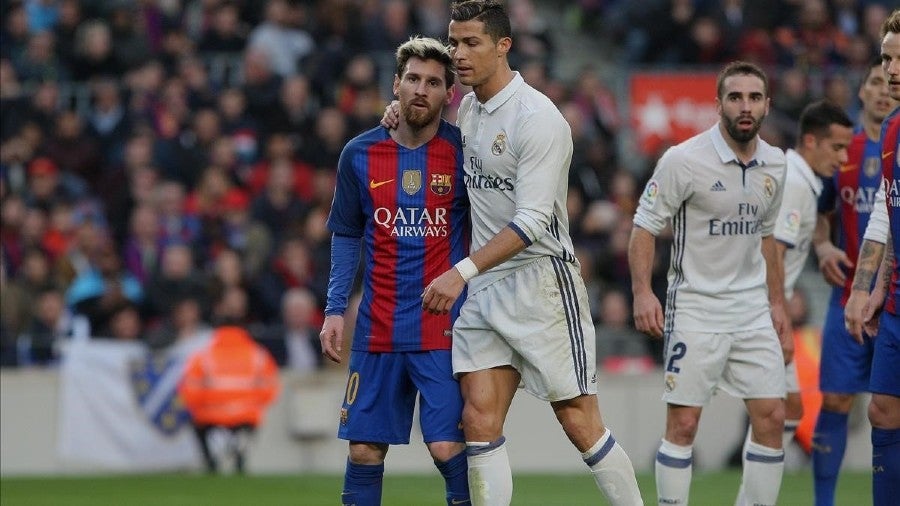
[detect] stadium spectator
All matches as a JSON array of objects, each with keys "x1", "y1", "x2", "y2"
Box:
[
  {"x1": 17, "y1": 285, "x2": 90, "y2": 365},
  {"x1": 246, "y1": 0, "x2": 314, "y2": 78},
  {"x1": 178, "y1": 325, "x2": 279, "y2": 474},
  {"x1": 142, "y1": 242, "x2": 207, "y2": 324},
  {"x1": 65, "y1": 238, "x2": 143, "y2": 333},
  {"x1": 259, "y1": 287, "x2": 323, "y2": 374}
]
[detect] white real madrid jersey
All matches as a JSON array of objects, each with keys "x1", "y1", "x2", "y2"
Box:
[
  {"x1": 457, "y1": 72, "x2": 576, "y2": 293},
  {"x1": 774, "y1": 149, "x2": 822, "y2": 300},
  {"x1": 633, "y1": 124, "x2": 787, "y2": 333}
]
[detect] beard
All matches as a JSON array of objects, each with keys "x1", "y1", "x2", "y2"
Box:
[
  {"x1": 722, "y1": 113, "x2": 764, "y2": 143},
  {"x1": 402, "y1": 100, "x2": 440, "y2": 129}
]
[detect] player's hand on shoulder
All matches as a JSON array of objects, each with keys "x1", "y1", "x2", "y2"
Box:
[
  {"x1": 815, "y1": 242, "x2": 851, "y2": 287},
  {"x1": 319, "y1": 315, "x2": 345, "y2": 364},
  {"x1": 381, "y1": 100, "x2": 400, "y2": 130},
  {"x1": 632, "y1": 291, "x2": 664, "y2": 338}
]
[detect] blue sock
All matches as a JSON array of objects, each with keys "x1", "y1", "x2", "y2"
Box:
[
  {"x1": 872, "y1": 427, "x2": 900, "y2": 506},
  {"x1": 342, "y1": 458, "x2": 384, "y2": 506},
  {"x1": 812, "y1": 410, "x2": 848, "y2": 506},
  {"x1": 435, "y1": 451, "x2": 470, "y2": 505}
]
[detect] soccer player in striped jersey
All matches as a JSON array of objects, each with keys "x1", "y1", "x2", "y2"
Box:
[
  {"x1": 735, "y1": 100, "x2": 853, "y2": 505},
  {"x1": 628, "y1": 61, "x2": 789, "y2": 506},
  {"x1": 419, "y1": 2, "x2": 642, "y2": 504},
  {"x1": 810, "y1": 58, "x2": 897, "y2": 506},
  {"x1": 319, "y1": 36, "x2": 470, "y2": 506},
  {"x1": 844, "y1": 10, "x2": 900, "y2": 505}
]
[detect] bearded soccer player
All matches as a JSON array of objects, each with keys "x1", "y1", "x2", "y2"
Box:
[
  {"x1": 844, "y1": 9, "x2": 900, "y2": 506},
  {"x1": 811, "y1": 57, "x2": 898, "y2": 506},
  {"x1": 319, "y1": 36, "x2": 470, "y2": 506},
  {"x1": 629, "y1": 61, "x2": 789, "y2": 506}
]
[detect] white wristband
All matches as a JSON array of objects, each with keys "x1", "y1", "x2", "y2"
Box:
[{"x1": 454, "y1": 257, "x2": 479, "y2": 283}]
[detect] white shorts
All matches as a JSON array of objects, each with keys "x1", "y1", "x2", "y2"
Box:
[
  {"x1": 452, "y1": 257, "x2": 598, "y2": 402},
  {"x1": 661, "y1": 328, "x2": 786, "y2": 406},
  {"x1": 785, "y1": 361, "x2": 799, "y2": 394}
]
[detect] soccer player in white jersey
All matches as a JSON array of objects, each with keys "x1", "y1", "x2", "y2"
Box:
[
  {"x1": 734, "y1": 100, "x2": 853, "y2": 505},
  {"x1": 418, "y1": 1, "x2": 643, "y2": 504},
  {"x1": 628, "y1": 61, "x2": 790, "y2": 506}
]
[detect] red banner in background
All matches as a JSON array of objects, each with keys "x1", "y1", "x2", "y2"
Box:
[{"x1": 630, "y1": 73, "x2": 720, "y2": 157}]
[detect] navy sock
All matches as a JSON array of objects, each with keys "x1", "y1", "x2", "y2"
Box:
[
  {"x1": 872, "y1": 427, "x2": 900, "y2": 506},
  {"x1": 435, "y1": 451, "x2": 470, "y2": 505},
  {"x1": 342, "y1": 458, "x2": 384, "y2": 506},
  {"x1": 812, "y1": 410, "x2": 848, "y2": 506}
]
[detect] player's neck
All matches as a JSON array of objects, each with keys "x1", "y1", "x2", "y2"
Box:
[
  {"x1": 473, "y1": 65, "x2": 514, "y2": 104},
  {"x1": 390, "y1": 120, "x2": 440, "y2": 149},
  {"x1": 862, "y1": 114, "x2": 882, "y2": 142}
]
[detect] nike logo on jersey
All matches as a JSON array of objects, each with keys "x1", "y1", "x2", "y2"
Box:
[
  {"x1": 370, "y1": 178, "x2": 395, "y2": 189},
  {"x1": 839, "y1": 163, "x2": 857, "y2": 173},
  {"x1": 710, "y1": 180, "x2": 727, "y2": 191},
  {"x1": 884, "y1": 151, "x2": 894, "y2": 160}
]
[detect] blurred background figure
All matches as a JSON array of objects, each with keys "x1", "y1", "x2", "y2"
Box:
[
  {"x1": 178, "y1": 325, "x2": 279, "y2": 474},
  {"x1": 258, "y1": 287, "x2": 324, "y2": 375}
]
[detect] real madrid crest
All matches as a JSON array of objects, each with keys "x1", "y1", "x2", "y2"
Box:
[
  {"x1": 402, "y1": 169, "x2": 422, "y2": 195},
  {"x1": 665, "y1": 374, "x2": 676, "y2": 393},
  {"x1": 763, "y1": 175, "x2": 775, "y2": 199},
  {"x1": 491, "y1": 132, "x2": 506, "y2": 156}
]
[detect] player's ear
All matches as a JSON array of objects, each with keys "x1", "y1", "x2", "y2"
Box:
[
  {"x1": 445, "y1": 85, "x2": 454, "y2": 105},
  {"x1": 393, "y1": 74, "x2": 400, "y2": 97}
]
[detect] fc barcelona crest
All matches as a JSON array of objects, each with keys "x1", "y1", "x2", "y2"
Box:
[
  {"x1": 491, "y1": 132, "x2": 506, "y2": 156},
  {"x1": 402, "y1": 169, "x2": 422, "y2": 195},
  {"x1": 430, "y1": 174, "x2": 452, "y2": 195}
]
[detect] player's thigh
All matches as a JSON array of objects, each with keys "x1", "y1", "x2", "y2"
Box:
[
  {"x1": 487, "y1": 258, "x2": 598, "y2": 402},
  {"x1": 661, "y1": 330, "x2": 731, "y2": 406},
  {"x1": 820, "y1": 300, "x2": 874, "y2": 393},
  {"x1": 721, "y1": 327, "x2": 785, "y2": 400},
  {"x1": 452, "y1": 293, "x2": 515, "y2": 376},
  {"x1": 869, "y1": 313, "x2": 900, "y2": 398},
  {"x1": 338, "y1": 351, "x2": 417, "y2": 444},
  {"x1": 407, "y1": 350, "x2": 465, "y2": 443}
]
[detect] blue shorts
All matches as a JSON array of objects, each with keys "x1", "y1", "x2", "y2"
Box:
[
  {"x1": 870, "y1": 312, "x2": 900, "y2": 397},
  {"x1": 820, "y1": 297, "x2": 874, "y2": 393},
  {"x1": 337, "y1": 350, "x2": 464, "y2": 445}
]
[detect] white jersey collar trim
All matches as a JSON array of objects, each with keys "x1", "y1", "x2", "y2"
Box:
[
  {"x1": 785, "y1": 148, "x2": 824, "y2": 196},
  {"x1": 709, "y1": 123, "x2": 776, "y2": 168},
  {"x1": 480, "y1": 72, "x2": 524, "y2": 113}
]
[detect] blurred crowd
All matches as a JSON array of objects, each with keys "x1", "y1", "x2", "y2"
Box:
[{"x1": 0, "y1": 0, "x2": 892, "y2": 371}]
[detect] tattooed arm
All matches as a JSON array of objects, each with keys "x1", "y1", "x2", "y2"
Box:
[
  {"x1": 862, "y1": 236, "x2": 895, "y2": 338},
  {"x1": 844, "y1": 238, "x2": 886, "y2": 344}
]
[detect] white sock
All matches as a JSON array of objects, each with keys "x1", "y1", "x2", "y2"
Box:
[
  {"x1": 655, "y1": 439, "x2": 692, "y2": 505},
  {"x1": 742, "y1": 440, "x2": 784, "y2": 506},
  {"x1": 735, "y1": 421, "x2": 795, "y2": 506},
  {"x1": 782, "y1": 419, "x2": 799, "y2": 449},
  {"x1": 467, "y1": 437, "x2": 512, "y2": 506},
  {"x1": 582, "y1": 429, "x2": 644, "y2": 506}
]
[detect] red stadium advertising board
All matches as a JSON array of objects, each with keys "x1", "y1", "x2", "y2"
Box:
[{"x1": 630, "y1": 72, "x2": 720, "y2": 157}]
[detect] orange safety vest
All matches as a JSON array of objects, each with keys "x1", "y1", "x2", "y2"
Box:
[
  {"x1": 178, "y1": 326, "x2": 280, "y2": 427},
  {"x1": 793, "y1": 325, "x2": 823, "y2": 454}
]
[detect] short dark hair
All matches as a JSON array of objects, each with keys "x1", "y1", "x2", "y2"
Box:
[
  {"x1": 716, "y1": 60, "x2": 769, "y2": 100},
  {"x1": 395, "y1": 36, "x2": 455, "y2": 89},
  {"x1": 798, "y1": 100, "x2": 853, "y2": 140},
  {"x1": 450, "y1": 1, "x2": 511, "y2": 42}
]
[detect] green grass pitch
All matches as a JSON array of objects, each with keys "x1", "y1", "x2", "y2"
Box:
[{"x1": 0, "y1": 470, "x2": 869, "y2": 505}]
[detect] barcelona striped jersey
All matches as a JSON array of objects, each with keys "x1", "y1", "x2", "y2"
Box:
[
  {"x1": 327, "y1": 121, "x2": 469, "y2": 352},
  {"x1": 818, "y1": 127, "x2": 884, "y2": 306},
  {"x1": 881, "y1": 109, "x2": 900, "y2": 315}
]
